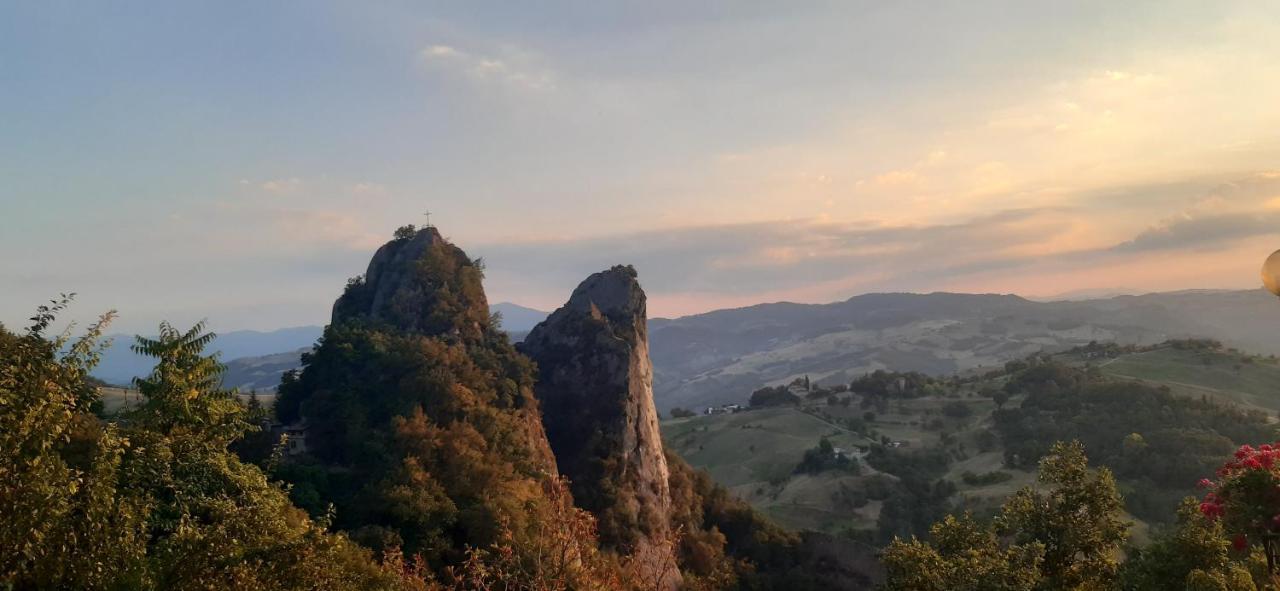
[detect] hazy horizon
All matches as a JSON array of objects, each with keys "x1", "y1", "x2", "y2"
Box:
[
  {"x1": 25, "y1": 285, "x2": 1272, "y2": 338},
  {"x1": 5, "y1": 2, "x2": 1280, "y2": 333}
]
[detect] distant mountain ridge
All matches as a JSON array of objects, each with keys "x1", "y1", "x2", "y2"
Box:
[
  {"x1": 92, "y1": 326, "x2": 324, "y2": 387},
  {"x1": 92, "y1": 303, "x2": 550, "y2": 388},
  {"x1": 491, "y1": 302, "x2": 551, "y2": 332},
  {"x1": 101, "y1": 289, "x2": 1280, "y2": 405},
  {"x1": 648, "y1": 288, "x2": 1280, "y2": 412}
]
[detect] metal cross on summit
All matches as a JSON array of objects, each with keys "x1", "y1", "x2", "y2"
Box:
[{"x1": 423, "y1": 209, "x2": 433, "y2": 228}]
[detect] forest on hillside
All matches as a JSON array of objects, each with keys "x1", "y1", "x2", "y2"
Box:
[
  {"x1": 7, "y1": 232, "x2": 1280, "y2": 590},
  {"x1": 0, "y1": 228, "x2": 866, "y2": 590},
  {"x1": 8, "y1": 305, "x2": 1280, "y2": 589}
]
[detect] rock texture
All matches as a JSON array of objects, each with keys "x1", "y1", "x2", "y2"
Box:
[
  {"x1": 520, "y1": 265, "x2": 677, "y2": 585},
  {"x1": 331, "y1": 226, "x2": 491, "y2": 340},
  {"x1": 275, "y1": 225, "x2": 563, "y2": 562}
]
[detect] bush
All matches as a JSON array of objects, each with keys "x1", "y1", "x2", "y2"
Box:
[
  {"x1": 941, "y1": 401, "x2": 972, "y2": 418},
  {"x1": 960, "y1": 470, "x2": 1013, "y2": 486},
  {"x1": 795, "y1": 437, "x2": 860, "y2": 475},
  {"x1": 750, "y1": 385, "x2": 800, "y2": 408}
]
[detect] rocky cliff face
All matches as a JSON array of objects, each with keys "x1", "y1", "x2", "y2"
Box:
[
  {"x1": 331, "y1": 226, "x2": 491, "y2": 340},
  {"x1": 274, "y1": 225, "x2": 561, "y2": 562},
  {"x1": 520, "y1": 265, "x2": 677, "y2": 584}
]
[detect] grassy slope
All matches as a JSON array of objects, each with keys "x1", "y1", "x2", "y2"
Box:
[
  {"x1": 661, "y1": 392, "x2": 1015, "y2": 533},
  {"x1": 1092, "y1": 346, "x2": 1280, "y2": 414},
  {"x1": 662, "y1": 345, "x2": 1280, "y2": 538}
]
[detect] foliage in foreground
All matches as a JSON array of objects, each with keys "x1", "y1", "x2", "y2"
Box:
[
  {"x1": 882, "y1": 440, "x2": 1280, "y2": 591},
  {"x1": 995, "y1": 360, "x2": 1272, "y2": 523},
  {"x1": 0, "y1": 301, "x2": 409, "y2": 590},
  {"x1": 883, "y1": 441, "x2": 1129, "y2": 591}
]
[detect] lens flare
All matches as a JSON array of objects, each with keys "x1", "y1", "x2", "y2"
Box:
[{"x1": 1262, "y1": 250, "x2": 1280, "y2": 296}]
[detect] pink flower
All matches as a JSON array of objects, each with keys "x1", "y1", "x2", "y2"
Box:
[
  {"x1": 1233, "y1": 534, "x2": 1248, "y2": 551},
  {"x1": 1198, "y1": 478, "x2": 1215, "y2": 489}
]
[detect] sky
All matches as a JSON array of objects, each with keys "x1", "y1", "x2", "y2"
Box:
[{"x1": 3, "y1": 1, "x2": 1280, "y2": 334}]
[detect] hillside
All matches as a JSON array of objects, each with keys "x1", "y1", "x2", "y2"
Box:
[
  {"x1": 268, "y1": 226, "x2": 865, "y2": 589},
  {"x1": 222, "y1": 347, "x2": 311, "y2": 392},
  {"x1": 662, "y1": 341, "x2": 1280, "y2": 542},
  {"x1": 491, "y1": 301, "x2": 550, "y2": 332},
  {"x1": 93, "y1": 304, "x2": 547, "y2": 390},
  {"x1": 663, "y1": 387, "x2": 1014, "y2": 536},
  {"x1": 95, "y1": 289, "x2": 1280, "y2": 408},
  {"x1": 1074, "y1": 342, "x2": 1280, "y2": 414},
  {"x1": 90, "y1": 325, "x2": 323, "y2": 386},
  {"x1": 650, "y1": 289, "x2": 1280, "y2": 412}
]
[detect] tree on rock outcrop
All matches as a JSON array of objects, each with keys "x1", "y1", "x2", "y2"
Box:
[{"x1": 272, "y1": 227, "x2": 615, "y2": 585}]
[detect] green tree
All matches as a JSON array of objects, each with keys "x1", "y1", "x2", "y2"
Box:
[
  {"x1": 0, "y1": 303, "x2": 411, "y2": 590},
  {"x1": 1121, "y1": 499, "x2": 1256, "y2": 590},
  {"x1": 882, "y1": 513, "x2": 1043, "y2": 591},
  {"x1": 669, "y1": 407, "x2": 696, "y2": 419},
  {"x1": 272, "y1": 231, "x2": 613, "y2": 583},
  {"x1": 129, "y1": 320, "x2": 248, "y2": 446},
  {"x1": 0, "y1": 297, "x2": 148, "y2": 588},
  {"x1": 999, "y1": 440, "x2": 1130, "y2": 590},
  {"x1": 992, "y1": 390, "x2": 1010, "y2": 409},
  {"x1": 883, "y1": 440, "x2": 1129, "y2": 591}
]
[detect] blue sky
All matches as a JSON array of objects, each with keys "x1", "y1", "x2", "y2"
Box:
[{"x1": 3, "y1": 1, "x2": 1280, "y2": 334}]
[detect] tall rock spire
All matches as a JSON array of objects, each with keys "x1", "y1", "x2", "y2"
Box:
[
  {"x1": 330, "y1": 225, "x2": 491, "y2": 340},
  {"x1": 520, "y1": 265, "x2": 678, "y2": 587},
  {"x1": 274, "y1": 224, "x2": 561, "y2": 565}
]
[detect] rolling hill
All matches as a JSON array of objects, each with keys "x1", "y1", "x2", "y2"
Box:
[
  {"x1": 1068, "y1": 341, "x2": 1280, "y2": 414},
  {"x1": 94, "y1": 289, "x2": 1280, "y2": 404},
  {"x1": 649, "y1": 289, "x2": 1280, "y2": 412},
  {"x1": 662, "y1": 389, "x2": 1016, "y2": 535},
  {"x1": 91, "y1": 325, "x2": 323, "y2": 386},
  {"x1": 91, "y1": 303, "x2": 549, "y2": 390},
  {"x1": 661, "y1": 340, "x2": 1280, "y2": 540}
]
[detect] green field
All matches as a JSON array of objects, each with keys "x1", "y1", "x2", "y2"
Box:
[
  {"x1": 664, "y1": 407, "x2": 877, "y2": 532},
  {"x1": 662, "y1": 391, "x2": 1012, "y2": 533},
  {"x1": 98, "y1": 387, "x2": 275, "y2": 416},
  {"x1": 660, "y1": 343, "x2": 1280, "y2": 539},
  {"x1": 1091, "y1": 346, "x2": 1280, "y2": 414}
]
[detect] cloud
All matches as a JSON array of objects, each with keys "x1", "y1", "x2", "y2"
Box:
[
  {"x1": 269, "y1": 208, "x2": 385, "y2": 252},
  {"x1": 422, "y1": 45, "x2": 460, "y2": 58},
  {"x1": 874, "y1": 169, "x2": 919, "y2": 187},
  {"x1": 1108, "y1": 172, "x2": 1280, "y2": 252},
  {"x1": 477, "y1": 208, "x2": 1080, "y2": 305},
  {"x1": 350, "y1": 182, "x2": 389, "y2": 199},
  {"x1": 473, "y1": 173, "x2": 1280, "y2": 315},
  {"x1": 1113, "y1": 212, "x2": 1280, "y2": 253},
  {"x1": 260, "y1": 177, "x2": 302, "y2": 194},
  {"x1": 418, "y1": 43, "x2": 553, "y2": 90}
]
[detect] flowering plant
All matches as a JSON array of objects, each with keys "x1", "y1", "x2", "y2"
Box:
[{"x1": 1199, "y1": 443, "x2": 1280, "y2": 552}]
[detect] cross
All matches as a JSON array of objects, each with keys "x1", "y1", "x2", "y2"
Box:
[{"x1": 423, "y1": 209, "x2": 433, "y2": 227}]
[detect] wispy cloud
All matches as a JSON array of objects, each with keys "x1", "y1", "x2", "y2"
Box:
[
  {"x1": 478, "y1": 173, "x2": 1280, "y2": 315},
  {"x1": 350, "y1": 182, "x2": 389, "y2": 199},
  {"x1": 418, "y1": 43, "x2": 554, "y2": 90},
  {"x1": 259, "y1": 177, "x2": 302, "y2": 195}
]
